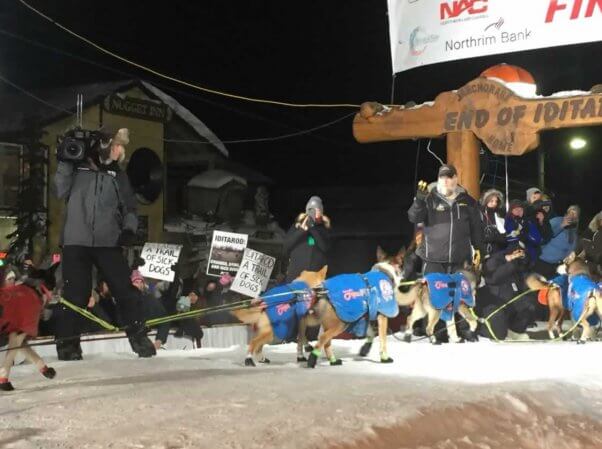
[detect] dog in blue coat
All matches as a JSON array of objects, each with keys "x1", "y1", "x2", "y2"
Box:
[
  {"x1": 527, "y1": 257, "x2": 601, "y2": 342},
  {"x1": 304, "y1": 247, "x2": 406, "y2": 368},
  {"x1": 396, "y1": 266, "x2": 480, "y2": 344},
  {"x1": 231, "y1": 266, "x2": 327, "y2": 366}
]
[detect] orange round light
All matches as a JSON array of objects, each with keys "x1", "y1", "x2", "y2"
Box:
[{"x1": 481, "y1": 64, "x2": 535, "y2": 84}]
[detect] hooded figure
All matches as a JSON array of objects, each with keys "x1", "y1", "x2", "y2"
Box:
[
  {"x1": 480, "y1": 189, "x2": 506, "y2": 257},
  {"x1": 536, "y1": 205, "x2": 581, "y2": 278},
  {"x1": 283, "y1": 195, "x2": 331, "y2": 282}
]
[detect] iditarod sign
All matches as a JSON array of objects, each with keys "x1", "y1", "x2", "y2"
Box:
[{"x1": 206, "y1": 230, "x2": 248, "y2": 277}]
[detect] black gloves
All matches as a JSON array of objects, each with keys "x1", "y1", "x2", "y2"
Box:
[
  {"x1": 415, "y1": 180, "x2": 429, "y2": 203},
  {"x1": 118, "y1": 229, "x2": 137, "y2": 247}
]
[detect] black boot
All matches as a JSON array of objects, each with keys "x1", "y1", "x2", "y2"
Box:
[
  {"x1": 307, "y1": 351, "x2": 318, "y2": 368},
  {"x1": 126, "y1": 322, "x2": 156, "y2": 358},
  {"x1": 41, "y1": 366, "x2": 57, "y2": 379},
  {"x1": 0, "y1": 381, "x2": 15, "y2": 391},
  {"x1": 359, "y1": 341, "x2": 372, "y2": 357},
  {"x1": 56, "y1": 339, "x2": 83, "y2": 361}
]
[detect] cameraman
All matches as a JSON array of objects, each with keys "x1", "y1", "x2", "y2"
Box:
[{"x1": 53, "y1": 127, "x2": 156, "y2": 360}]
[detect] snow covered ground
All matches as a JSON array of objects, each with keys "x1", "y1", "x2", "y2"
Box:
[{"x1": 3, "y1": 337, "x2": 602, "y2": 449}]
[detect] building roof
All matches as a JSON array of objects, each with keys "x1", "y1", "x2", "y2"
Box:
[{"x1": 0, "y1": 79, "x2": 228, "y2": 156}]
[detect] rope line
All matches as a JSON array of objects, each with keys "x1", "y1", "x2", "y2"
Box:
[{"x1": 18, "y1": 0, "x2": 360, "y2": 109}]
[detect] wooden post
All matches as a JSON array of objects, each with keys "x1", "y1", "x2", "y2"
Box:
[{"x1": 446, "y1": 131, "x2": 480, "y2": 200}]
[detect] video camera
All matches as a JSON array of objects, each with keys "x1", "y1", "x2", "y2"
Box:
[{"x1": 56, "y1": 127, "x2": 105, "y2": 162}]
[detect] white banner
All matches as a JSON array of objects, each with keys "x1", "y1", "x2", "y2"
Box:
[
  {"x1": 206, "y1": 230, "x2": 249, "y2": 277},
  {"x1": 230, "y1": 248, "x2": 276, "y2": 298},
  {"x1": 139, "y1": 243, "x2": 182, "y2": 282},
  {"x1": 388, "y1": 0, "x2": 602, "y2": 73}
]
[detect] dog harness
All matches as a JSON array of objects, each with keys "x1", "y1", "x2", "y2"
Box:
[
  {"x1": 263, "y1": 280, "x2": 314, "y2": 343},
  {"x1": 423, "y1": 273, "x2": 474, "y2": 322},
  {"x1": 322, "y1": 271, "x2": 398, "y2": 337}
]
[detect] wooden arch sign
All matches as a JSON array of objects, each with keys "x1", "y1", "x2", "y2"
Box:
[{"x1": 353, "y1": 77, "x2": 602, "y2": 197}]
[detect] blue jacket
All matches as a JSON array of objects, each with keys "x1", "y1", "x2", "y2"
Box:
[
  {"x1": 504, "y1": 215, "x2": 542, "y2": 261},
  {"x1": 539, "y1": 217, "x2": 577, "y2": 264}
]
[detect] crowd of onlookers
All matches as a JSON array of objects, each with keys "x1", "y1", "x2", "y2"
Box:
[{"x1": 404, "y1": 166, "x2": 601, "y2": 341}]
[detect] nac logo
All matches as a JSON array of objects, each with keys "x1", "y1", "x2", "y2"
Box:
[{"x1": 440, "y1": 0, "x2": 488, "y2": 21}]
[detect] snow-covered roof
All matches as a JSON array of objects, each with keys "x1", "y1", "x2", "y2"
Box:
[
  {"x1": 187, "y1": 169, "x2": 247, "y2": 189},
  {"x1": 0, "y1": 79, "x2": 228, "y2": 157},
  {"x1": 141, "y1": 81, "x2": 228, "y2": 157}
]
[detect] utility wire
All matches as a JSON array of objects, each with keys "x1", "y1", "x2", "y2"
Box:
[{"x1": 18, "y1": 0, "x2": 361, "y2": 109}]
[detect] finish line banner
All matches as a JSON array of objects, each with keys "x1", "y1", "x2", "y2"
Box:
[{"x1": 387, "y1": 0, "x2": 602, "y2": 73}]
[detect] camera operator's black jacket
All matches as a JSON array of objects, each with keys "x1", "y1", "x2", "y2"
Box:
[
  {"x1": 54, "y1": 160, "x2": 138, "y2": 247},
  {"x1": 408, "y1": 184, "x2": 483, "y2": 264}
]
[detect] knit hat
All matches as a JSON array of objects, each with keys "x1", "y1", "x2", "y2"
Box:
[
  {"x1": 305, "y1": 196, "x2": 324, "y2": 214},
  {"x1": 526, "y1": 187, "x2": 541, "y2": 202},
  {"x1": 130, "y1": 270, "x2": 144, "y2": 283},
  {"x1": 5, "y1": 270, "x2": 16, "y2": 281},
  {"x1": 112, "y1": 128, "x2": 130, "y2": 146},
  {"x1": 438, "y1": 164, "x2": 457, "y2": 178}
]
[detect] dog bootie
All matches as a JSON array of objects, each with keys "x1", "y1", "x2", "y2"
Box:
[
  {"x1": 359, "y1": 341, "x2": 372, "y2": 357},
  {"x1": 461, "y1": 330, "x2": 479, "y2": 342},
  {"x1": 297, "y1": 356, "x2": 308, "y2": 362},
  {"x1": 307, "y1": 350, "x2": 320, "y2": 368},
  {"x1": 329, "y1": 358, "x2": 343, "y2": 366},
  {"x1": 0, "y1": 378, "x2": 14, "y2": 391},
  {"x1": 244, "y1": 357, "x2": 256, "y2": 367},
  {"x1": 304, "y1": 344, "x2": 314, "y2": 353},
  {"x1": 380, "y1": 355, "x2": 394, "y2": 363},
  {"x1": 41, "y1": 366, "x2": 56, "y2": 379},
  {"x1": 258, "y1": 357, "x2": 270, "y2": 364},
  {"x1": 403, "y1": 333, "x2": 412, "y2": 343}
]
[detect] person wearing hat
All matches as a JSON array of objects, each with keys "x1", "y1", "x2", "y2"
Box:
[
  {"x1": 504, "y1": 199, "x2": 542, "y2": 265},
  {"x1": 283, "y1": 195, "x2": 331, "y2": 282},
  {"x1": 53, "y1": 126, "x2": 156, "y2": 360},
  {"x1": 408, "y1": 164, "x2": 484, "y2": 274},
  {"x1": 526, "y1": 187, "x2": 542, "y2": 205}
]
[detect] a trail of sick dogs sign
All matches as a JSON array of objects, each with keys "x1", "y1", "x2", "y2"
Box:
[
  {"x1": 206, "y1": 230, "x2": 248, "y2": 277},
  {"x1": 139, "y1": 243, "x2": 182, "y2": 282},
  {"x1": 231, "y1": 248, "x2": 276, "y2": 297}
]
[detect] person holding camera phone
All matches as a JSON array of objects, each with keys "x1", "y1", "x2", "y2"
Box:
[
  {"x1": 535, "y1": 205, "x2": 581, "y2": 278},
  {"x1": 283, "y1": 196, "x2": 331, "y2": 282},
  {"x1": 53, "y1": 127, "x2": 156, "y2": 360}
]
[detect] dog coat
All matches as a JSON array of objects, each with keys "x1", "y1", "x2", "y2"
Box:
[
  {"x1": 567, "y1": 274, "x2": 600, "y2": 326},
  {"x1": 322, "y1": 271, "x2": 398, "y2": 337},
  {"x1": 423, "y1": 273, "x2": 474, "y2": 322},
  {"x1": 0, "y1": 284, "x2": 44, "y2": 337},
  {"x1": 264, "y1": 280, "x2": 313, "y2": 343},
  {"x1": 548, "y1": 274, "x2": 600, "y2": 325}
]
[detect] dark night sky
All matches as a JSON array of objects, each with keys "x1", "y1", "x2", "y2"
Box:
[{"x1": 1, "y1": 1, "x2": 601, "y2": 223}]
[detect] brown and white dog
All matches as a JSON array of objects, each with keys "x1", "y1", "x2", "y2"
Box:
[
  {"x1": 527, "y1": 257, "x2": 602, "y2": 341},
  {"x1": 231, "y1": 266, "x2": 328, "y2": 366},
  {"x1": 0, "y1": 264, "x2": 58, "y2": 391},
  {"x1": 397, "y1": 266, "x2": 480, "y2": 344},
  {"x1": 304, "y1": 247, "x2": 406, "y2": 368}
]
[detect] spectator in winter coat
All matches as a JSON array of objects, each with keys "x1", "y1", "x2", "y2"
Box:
[
  {"x1": 283, "y1": 196, "x2": 331, "y2": 282},
  {"x1": 530, "y1": 199, "x2": 554, "y2": 244},
  {"x1": 580, "y1": 211, "x2": 602, "y2": 266},
  {"x1": 408, "y1": 164, "x2": 484, "y2": 274},
  {"x1": 505, "y1": 200, "x2": 542, "y2": 264},
  {"x1": 480, "y1": 189, "x2": 507, "y2": 258},
  {"x1": 476, "y1": 244, "x2": 534, "y2": 341},
  {"x1": 535, "y1": 205, "x2": 580, "y2": 278}
]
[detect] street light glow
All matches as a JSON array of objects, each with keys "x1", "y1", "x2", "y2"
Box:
[{"x1": 569, "y1": 137, "x2": 587, "y2": 150}]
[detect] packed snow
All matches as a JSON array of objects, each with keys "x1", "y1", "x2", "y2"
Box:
[{"x1": 2, "y1": 336, "x2": 602, "y2": 449}]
